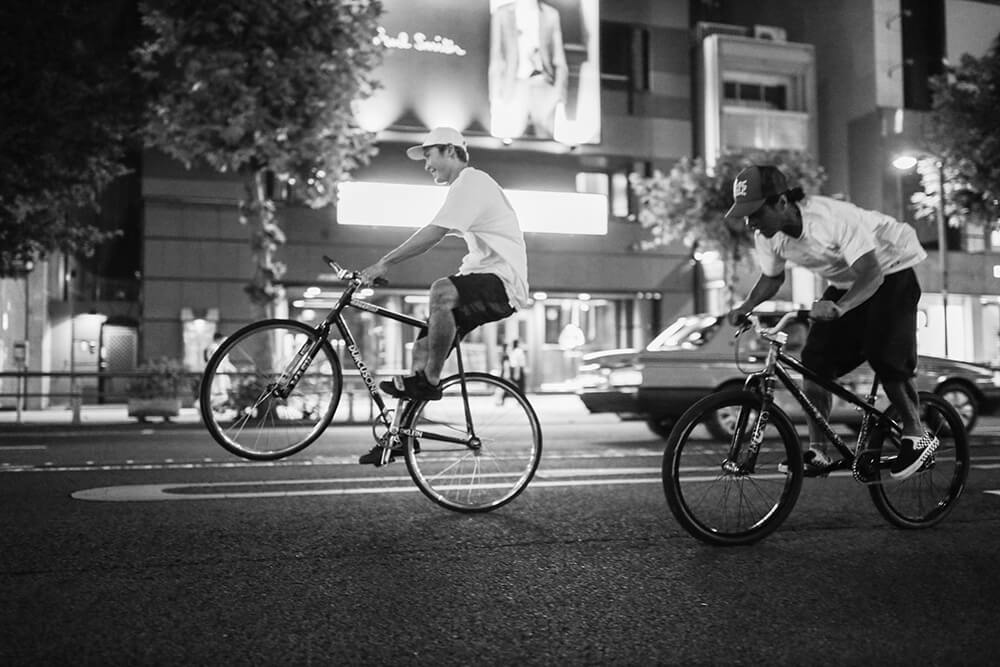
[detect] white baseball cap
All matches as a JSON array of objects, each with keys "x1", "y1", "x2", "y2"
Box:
[{"x1": 405, "y1": 126, "x2": 468, "y2": 160}]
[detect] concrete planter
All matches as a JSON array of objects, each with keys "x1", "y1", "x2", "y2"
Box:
[{"x1": 127, "y1": 397, "x2": 182, "y2": 422}]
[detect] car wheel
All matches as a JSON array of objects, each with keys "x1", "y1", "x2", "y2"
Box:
[
  {"x1": 646, "y1": 415, "x2": 676, "y2": 439},
  {"x1": 705, "y1": 403, "x2": 759, "y2": 440},
  {"x1": 935, "y1": 381, "x2": 978, "y2": 433}
]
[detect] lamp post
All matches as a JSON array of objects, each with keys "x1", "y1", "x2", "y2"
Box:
[{"x1": 893, "y1": 153, "x2": 950, "y2": 358}]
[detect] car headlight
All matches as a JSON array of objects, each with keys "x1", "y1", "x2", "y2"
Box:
[
  {"x1": 609, "y1": 368, "x2": 643, "y2": 387},
  {"x1": 991, "y1": 371, "x2": 1000, "y2": 387}
]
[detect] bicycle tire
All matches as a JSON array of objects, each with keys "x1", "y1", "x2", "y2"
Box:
[
  {"x1": 662, "y1": 389, "x2": 803, "y2": 546},
  {"x1": 868, "y1": 391, "x2": 969, "y2": 528},
  {"x1": 200, "y1": 319, "x2": 342, "y2": 460},
  {"x1": 400, "y1": 372, "x2": 542, "y2": 513}
]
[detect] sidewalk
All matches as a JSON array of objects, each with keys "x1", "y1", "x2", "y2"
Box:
[{"x1": 0, "y1": 392, "x2": 598, "y2": 431}]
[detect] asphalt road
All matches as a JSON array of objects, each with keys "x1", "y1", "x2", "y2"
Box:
[{"x1": 3, "y1": 412, "x2": 1000, "y2": 665}]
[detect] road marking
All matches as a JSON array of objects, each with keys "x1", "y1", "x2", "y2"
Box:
[
  {"x1": 72, "y1": 473, "x2": 664, "y2": 502},
  {"x1": 0, "y1": 445, "x2": 46, "y2": 450},
  {"x1": 986, "y1": 490, "x2": 1000, "y2": 497}
]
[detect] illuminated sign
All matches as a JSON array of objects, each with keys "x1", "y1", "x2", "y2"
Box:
[
  {"x1": 355, "y1": 0, "x2": 600, "y2": 145},
  {"x1": 373, "y1": 27, "x2": 468, "y2": 56},
  {"x1": 337, "y1": 181, "x2": 607, "y2": 235}
]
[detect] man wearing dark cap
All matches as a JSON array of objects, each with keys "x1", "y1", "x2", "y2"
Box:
[{"x1": 726, "y1": 165, "x2": 936, "y2": 481}]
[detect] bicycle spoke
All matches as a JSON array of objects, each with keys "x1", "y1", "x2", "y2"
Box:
[
  {"x1": 869, "y1": 393, "x2": 969, "y2": 528},
  {"x1": 200, "y1": 320, "x2": 342, "y2": 460},
  {"x1": 403, "y1": 373, "x2": 541, "y2": 512},
  {"x1": 663, "y1": 390, "x2": 803, "y2": 545}
]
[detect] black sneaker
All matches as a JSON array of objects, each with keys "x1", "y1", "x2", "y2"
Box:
[
  {"x1": 357, "y1": 439, "x2": 421, "y2": 466},
  {"x1": 778, "y1": 448, "x2": 833, "y2": 475},
  {"x1": 379, "y1": 371, "x2": 442, "y2": 401},
  {"x1": 890, "y1": 432, "x2": 940, "y2": 480},
  {"x1": 358, "y1": 445, "x2": 399, "y2": 466}
]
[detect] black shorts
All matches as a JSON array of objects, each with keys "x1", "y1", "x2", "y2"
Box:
[
  {"x1": 418, "y1": 273, "x2": 515, "y2": 340},
  {"x1": 801, "y1": 268, "x2": 921, "y2": 382}
]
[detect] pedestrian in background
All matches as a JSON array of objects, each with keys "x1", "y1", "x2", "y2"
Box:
[{"x1": 507, "y1": 339, "x2": 527, "y2": 394}]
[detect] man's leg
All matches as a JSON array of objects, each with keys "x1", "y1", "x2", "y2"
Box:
[
  {"x1": 882, "y1": 376, "x2": 921, "y2": 436},
  {"x1": 803, "y1": 378, "x2": 832, "y2": 446},
  {"x1": 422, "y1": 277, "x2": 459, "y2": 385}
]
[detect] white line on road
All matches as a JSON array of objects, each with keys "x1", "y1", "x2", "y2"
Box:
[{"x1": 72, "y1": 470, "x2": 666, "y2": 502}]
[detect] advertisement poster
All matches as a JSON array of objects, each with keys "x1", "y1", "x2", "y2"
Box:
[{"x1": 355, "y1": 0, "x2": 600, "y2": 145}]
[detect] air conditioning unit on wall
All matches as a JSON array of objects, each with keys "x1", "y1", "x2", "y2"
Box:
[{"x1": 753, "y1": 24, "x2": 787, "y2": 42}]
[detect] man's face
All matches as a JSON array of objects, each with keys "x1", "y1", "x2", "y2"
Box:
[
  {"x1": 744, "y1": 199, "x2": 785, "y2": 238},
  {"x1": 422, "y1": 145, "x2": 459, "y2": 185}
]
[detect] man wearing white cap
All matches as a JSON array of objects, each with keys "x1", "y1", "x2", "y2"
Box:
[
  {"x1": 725, "y1": 164, "x2": 936, "y2": 481},
  {"x1": 358, "y1": 127, "x2": 528, "y2": 464}
]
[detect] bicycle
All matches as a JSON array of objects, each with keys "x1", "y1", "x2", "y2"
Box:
[
  {"x1": 661, "y1": 310, "x2": 970, "y2": 545},
  {"x1": 199, "y1": 256, "x2": 542, "y2": 513}
]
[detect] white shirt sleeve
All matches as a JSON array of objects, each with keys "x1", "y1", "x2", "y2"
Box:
[
  {"x1": 754, "y1": 232, "x2": 785, "y2": 278},
  {"x1": 428, "y1": 171, "x2": 482, "y2": 231},
  {"x1": 834, "y1": 206, "x2": 878, "y2": 266}
]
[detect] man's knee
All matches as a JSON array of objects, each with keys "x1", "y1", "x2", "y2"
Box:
[{"x1": 428, "y1": 278, "x2": 459, "y2": 313}]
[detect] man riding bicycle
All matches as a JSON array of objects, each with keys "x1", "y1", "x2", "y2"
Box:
[
  {"x1": 357, "y1": 126, "x2": 529, "y2": 465},
  {"x1": 725, "y1": 165, "x2": 938, "y2": 481}
]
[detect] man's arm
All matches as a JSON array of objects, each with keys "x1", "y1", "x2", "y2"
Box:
[
  {"x1": 360, "y1": 224, "x2": 449, "y2": 284},
  {"x1": 727, "y1": 273, "x2": 785, "y2": 325},
  {"x1": 812, "y1": 250, "x2": 883, "y2": 320}
]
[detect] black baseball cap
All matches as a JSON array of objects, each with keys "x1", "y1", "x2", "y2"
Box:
[{"x1": 725, "y1": 165, "x2": 789, "y2": 218}]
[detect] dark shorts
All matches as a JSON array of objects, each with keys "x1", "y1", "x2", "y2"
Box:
[
  {"x1": 801, "y1": 268, "x2": 921, "y2": 382},
  {"x1": 418, "y1": 273, "x2": 515, "y2": 340}
]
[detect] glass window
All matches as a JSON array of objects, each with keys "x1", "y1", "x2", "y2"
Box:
[{"x1": 647, "y1": 316, "x2": 721, "y2": 350}]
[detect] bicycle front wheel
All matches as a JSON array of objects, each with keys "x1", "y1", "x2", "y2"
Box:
[
  {"x1": 868, "y1": 391, "x2": 969, "y2": 528},
  {"x1": 400, "y1": 372, "x2": 541, "y2": 513},
  {"x1": 662, "y1": 390, "x2": 803, "y2": 546},
  {"x1": 200, "y1": 319, "x2": 342, "y2": 460}
]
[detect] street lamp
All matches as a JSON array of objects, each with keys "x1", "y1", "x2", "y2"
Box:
[{"x1": 893, "y1": 153, "x2": 949, "y2": 357}]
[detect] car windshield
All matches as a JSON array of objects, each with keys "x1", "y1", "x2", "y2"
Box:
[{"x1": 646, "y1": 315, "x2": 721, "y2": 351}]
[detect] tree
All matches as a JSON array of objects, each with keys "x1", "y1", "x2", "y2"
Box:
[
  {"x1": 629, "y1": 150, "x2": 826, "y2": 305},
  {"x1": 920, "y1": 32, "x2": 1000, "y2": 230},
  {"x1": 0, "y1": 0, "x2": 137, "y2": 277},
  {"x1": 134, "y1": 0, "x2": 384, "y2": 315}
]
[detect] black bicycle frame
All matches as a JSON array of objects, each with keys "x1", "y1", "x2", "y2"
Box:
[
  {"x1": 295, "y1": 278, "x2": 477, "y2": 445},
  {"x1": 758, "y1": 349, "x2": 897, "y2": 460}
]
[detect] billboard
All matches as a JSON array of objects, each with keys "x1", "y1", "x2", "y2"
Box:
[{"x1": 355, "y1": 0, "x2": 600, "y2": 145}]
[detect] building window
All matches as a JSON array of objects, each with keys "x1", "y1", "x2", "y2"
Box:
[
  {"x1": 723, "y1": 80, "x2": 788, "y2": 110},
  {"x1": 576, "y1": 171, "x2": 631, "y2": 219},
  {"x1": 900, "y1": 0, "x2": 945, "y2": 110},
  {"x1": 600, "y1": 21, "x2": 649, "y2": 94}
]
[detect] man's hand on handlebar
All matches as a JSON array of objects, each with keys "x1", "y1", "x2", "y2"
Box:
[
  {"x1": 810, "y1": 299, "x2": 842, "y2": 321},
  {"x1": 726, "y1": 305, "x2": 752, "y2": 327},
  {"x1": 359, "y1": 260, "x2": 389, "y2": 287}
]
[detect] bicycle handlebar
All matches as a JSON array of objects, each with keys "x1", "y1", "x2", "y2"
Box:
[
  {"x1": 322, "y1": 256, "x2": 388, "y2": 287},
  {"x1": 738, "y1": 309, "x2": 811, "y2": 343}
]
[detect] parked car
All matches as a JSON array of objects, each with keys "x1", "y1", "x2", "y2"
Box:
[{"x1": 575, "y1": 312, "x2": 1000, "y2": 437}]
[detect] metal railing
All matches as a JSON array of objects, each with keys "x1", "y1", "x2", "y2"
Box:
[{"x1": 0, "y1": 369, "x2": 378, "y2": 425}]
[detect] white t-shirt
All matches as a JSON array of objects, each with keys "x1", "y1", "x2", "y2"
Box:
[
  {"x1": 754, "y1": 195, "x2": 927, "y2": 289},
  {"x1": 428, "y1": 166, "x2": 530, "y2": 308}
]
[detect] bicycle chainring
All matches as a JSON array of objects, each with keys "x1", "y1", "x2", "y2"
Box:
[{"x1": 851, "y1": 449, "x2": 880, "y2": 484}]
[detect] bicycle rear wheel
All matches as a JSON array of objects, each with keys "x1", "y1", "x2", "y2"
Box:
[
  {"x1": 400, "y1": 372, "x2": 541, "y2": 513},
  {"x1": 868, "y1": 392, "x2": 969, "y2": 528},
  {"x1": 200, "y1": 319, "x2": 342, "y2": 460},
  {"x1": 662, "y1": 390, "x2": 803, "y2": 546}
]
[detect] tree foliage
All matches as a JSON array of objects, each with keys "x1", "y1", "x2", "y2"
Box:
[
  {"x1": 134, "y1": 0, "x2": 384, "y2": 310},
  {"x1": 920, "y1": 32, "x2": 1000, "y2": 228},
  {"x1": 0, "y1": 0, "x2": 136, "y2": 277}
]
